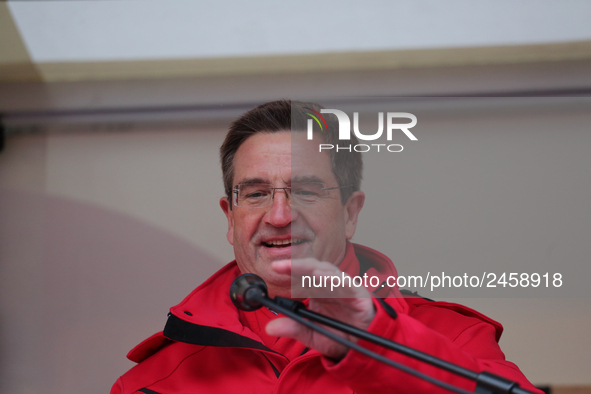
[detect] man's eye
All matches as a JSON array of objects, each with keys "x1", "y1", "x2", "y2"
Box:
[
  {"x1": 245, "y1": 191, "x2": 269, "y2": 199},
  {"x1": 294, "y1": 188, "x2": 321, "y2": 197}
]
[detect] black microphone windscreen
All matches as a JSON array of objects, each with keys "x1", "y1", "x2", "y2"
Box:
[{"x1": 230, "y1": 273, "x2": 268, "y2": 311}]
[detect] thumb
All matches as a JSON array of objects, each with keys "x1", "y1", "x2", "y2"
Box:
[{"x1": 266, "y1": 317, "x2": 309, "y2": 340}]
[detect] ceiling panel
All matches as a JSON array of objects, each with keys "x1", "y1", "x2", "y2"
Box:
[{"x1": 8, "y1": 0, "x2": 591, "y2": 63}]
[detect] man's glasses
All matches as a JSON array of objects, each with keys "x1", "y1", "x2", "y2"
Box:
[{"x1": 232, "y1": 182, "x2": 351, "y2": 208}]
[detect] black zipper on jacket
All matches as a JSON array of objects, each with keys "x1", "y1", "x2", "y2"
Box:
[
  {"x1": 261, "y1": 352, "x2": 281, "y2": 378},
  {"x1": 138, "y1": 388, "x2": 161, "y2": 394}
]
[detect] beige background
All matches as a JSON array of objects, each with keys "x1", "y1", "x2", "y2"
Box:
[{"x1": 1, "y1": 96, "x2": 590, "y2": 393}]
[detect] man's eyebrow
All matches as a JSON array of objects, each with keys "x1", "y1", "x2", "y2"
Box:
[
  {"x1": 236, "y1": 176, "x2": 325, "y2": 186},
  {"x1": 236, "y1": 177, "x2": 270, "y2": 185},
  {"x1": 291, "y1": 176, "x2": 325, "y2": 184}
]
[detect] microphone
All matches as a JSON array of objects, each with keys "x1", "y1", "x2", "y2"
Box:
[{"x1": 229, "y1": 273, "x2": 268, "y2": 311}]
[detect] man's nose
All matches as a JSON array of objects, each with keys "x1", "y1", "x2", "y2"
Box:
[{"x1": 264, "y1": 189, "x2": 295, "y2": 227}]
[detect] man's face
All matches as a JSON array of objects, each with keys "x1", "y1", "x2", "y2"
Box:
[{"x1": 220, "y1": 131, "x2": 364, "y2": 297}]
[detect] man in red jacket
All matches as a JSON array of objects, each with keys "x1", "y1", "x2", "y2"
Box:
[{"x1": 112, "y1": 100, "x2": 541, "y2": 394}]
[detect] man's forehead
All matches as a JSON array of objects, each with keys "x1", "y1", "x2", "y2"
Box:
[
  {"x1": 232, "y1": 132, "x2": 335, "y2": 185},
  {"x1": 290, "y1": 136, "x2": 334, "y2": 180},
  {"x1": 234, "y1": 132, "x2": 324, "y2": 161}
]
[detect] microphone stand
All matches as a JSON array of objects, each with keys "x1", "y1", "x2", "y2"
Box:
[{"x1": 231, "y1": 274, "x2": 538, "y2": 394}]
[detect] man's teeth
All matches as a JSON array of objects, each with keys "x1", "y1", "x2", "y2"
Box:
[{"x1": 265, "y1": 239, "x2": 303, "y2": 246}]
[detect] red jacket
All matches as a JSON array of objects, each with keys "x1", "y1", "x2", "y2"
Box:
[{"x1": 112, "y1": 243, "x2": 541, "y2": 394}]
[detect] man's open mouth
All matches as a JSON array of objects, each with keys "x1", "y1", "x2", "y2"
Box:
[{"x1": 262, "y1": 239, "x2": 306, "y2": 248}]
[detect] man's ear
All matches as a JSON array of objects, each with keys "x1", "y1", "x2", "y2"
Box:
[
  {"x1": 220, "y1": 197, "x2": 234, "y2": 245},
  {"x1": 344, "y1": 191, "x2": 365, "y2": 240}
]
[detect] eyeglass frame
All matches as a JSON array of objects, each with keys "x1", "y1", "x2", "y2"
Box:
[{"x1": 231, "y1": 182, "x2": 352, "y2": 208}]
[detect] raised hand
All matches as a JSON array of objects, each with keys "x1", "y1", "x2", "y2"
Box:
[{"x1": 265, "y1": 258, "x2": 376, "y2": 361}]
